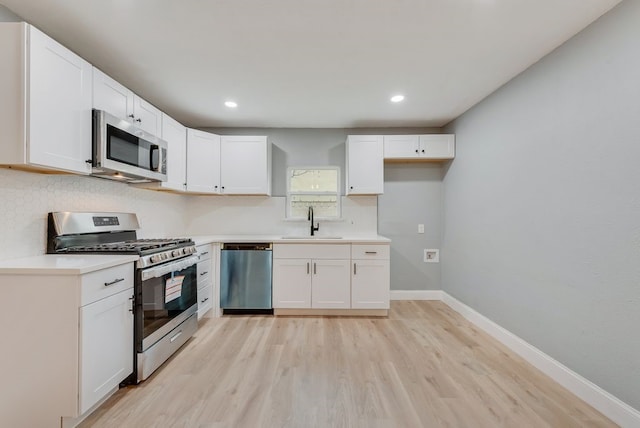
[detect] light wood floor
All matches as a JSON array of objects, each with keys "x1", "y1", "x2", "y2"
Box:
[{"x1": 81, "y1": 301, "x2": 616, "y2": 427}]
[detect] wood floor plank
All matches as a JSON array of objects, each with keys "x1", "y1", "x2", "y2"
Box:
[{"x1": 80, "y1": 302, "x2": 617, "y2": 428}]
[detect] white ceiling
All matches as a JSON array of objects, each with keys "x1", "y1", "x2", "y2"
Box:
[{"x1": 1, "y1": 0, "x2": 621, "y2": 128}]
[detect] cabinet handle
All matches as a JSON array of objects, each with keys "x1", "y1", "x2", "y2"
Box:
[
  {"x1": 354, "y1": 263, "x2": 357, "y2": 275},
  {"x1": 129, "y1": 295, "x2": 134, "y2": 312},
  {"x1": 307, "y1": 262, "x2": 310, "y2": 274},
  {"x1": 136, "y1": 118, "x2": 142, "y2": 123},
  {"x1": 200, "y1": 271, "x2": 208, "y2": 276},
  {"x1": 128, "y1": 114, "x2": 135, "y2": 119},
  {"x1": 421, "y1": 149, "x2": 425, "y2": 153},
  {"x1": 365, "y1": 251, "x2": 377, "y2": 254},
  {"x1": 201, "y1": 251, "x2": 209, "y2": 256},
  {"x1": 350, "y1": 186, "x2": 354, "y2": 189},
  {"x1": 214, "y1": 185, "x2": 218, "y2": 189},
  {"x1": 170, "y1": 330, "x2": 183, "y2": 343},
  {"x1": 104, "y1": 277, "x2": 125, "y2": 286},
  {"x1": 201, "y1": 297, "x2": 209, "y2": 303},
  {"x1": 415, "y1": 149, "x2": 419, "y2": 153},
  {"x1": 85, "y1": 159, "x2": 93, "y2": 164},
  {"x1": 313, "y1": 263, "x2": 316, "y2": 275}
]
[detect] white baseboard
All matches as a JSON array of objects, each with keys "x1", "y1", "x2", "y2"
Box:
[
  {"x1": 390, "y1": 290, "x2": 443, "y2": 300},
  {"x1": 440, "y1": 291, "x2": 640, "y2": 428}
]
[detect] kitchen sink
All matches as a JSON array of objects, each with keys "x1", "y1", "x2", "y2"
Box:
[{"x1": 281, "y1": 236, "x2": 343, "y2": 240}]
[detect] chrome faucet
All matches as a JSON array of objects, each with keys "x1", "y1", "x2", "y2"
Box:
[{"x1": 308, "y1": 206, "x2": 320, "y2": 236}]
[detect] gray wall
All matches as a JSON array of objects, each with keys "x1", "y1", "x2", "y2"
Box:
[
  {"x1": 442, "y1": 0, "x2": 639, "y2": 410},
  {"x1": 206, "y1": 127, "x2": 443, "y2": 291},
  {"x1": 379, "y1": 164, "x2": 445, "y2": 290},
  {"x1": 0, "y1": 4, "x2": 21, "y2": 21}
]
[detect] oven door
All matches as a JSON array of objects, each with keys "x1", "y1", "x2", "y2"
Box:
[{"x1": 137, "y1": 255, "x2": 198, "y2": 352}]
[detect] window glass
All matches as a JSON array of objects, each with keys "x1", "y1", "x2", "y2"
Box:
[{"x1": 287, "y1": 167, "x2": 340, "y2": 219}]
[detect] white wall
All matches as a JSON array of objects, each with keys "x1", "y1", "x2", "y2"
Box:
[
  {"x1": 442, "y1": 0, "x2": 639, "y2": 410},
  {"x1": 0, "y1": 169, "x2": 189, "y2": 260}
]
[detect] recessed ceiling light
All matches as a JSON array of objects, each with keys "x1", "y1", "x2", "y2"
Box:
[
  {"x1": 224, "y1": 101, "x2": 238, "y2": 108},
  {"x1": 390, "y1": 95, "x2": 405, "y2": 103}
]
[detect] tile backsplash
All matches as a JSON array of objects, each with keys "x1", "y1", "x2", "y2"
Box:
[
  {"x1": 0, "y1": 168, "x2": 379, "y2": 262},
  {"x1": 0, "y1": 168, "x2": 188, "y2": 261}
]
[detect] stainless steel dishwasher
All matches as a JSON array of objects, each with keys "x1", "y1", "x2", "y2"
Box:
[{"x1": 220, "y1": 243, "x2": 273, "y2": 313}]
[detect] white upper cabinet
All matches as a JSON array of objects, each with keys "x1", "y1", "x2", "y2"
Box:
[
  {"x1": 92, "y1": 67, "x2": 162, "y2": 136},
  {"x1": 419, "y1": 134, "x2": 455, "y2": 159},
  {"x1": 0, "y1": 23, "x2": 92, "y2": 175},
  {"x1": 186, "y1": 129, "x2": 221, "y2": 194},
  {"x1": 185, "y1": 132, "x2": 271, "y2": 195},
  {"x1": 383, "y1": 134, "x2": 455, "y2": 160},
  {"x1": 346, "y1": 135, "x2": 384, "y2": 195},
  {"x1": 382, "y1": 135, "x2": 420, "y2": 158},
  {"x1": 132, "y1": 96, "x2": 162, "y2": 136},
  {"x1": 161, "y1": 113, "x2": 187, "y2": 191},
  {"x1": 92, "y1": 67, "x2": 133, "y2": 120},
  {"x1": 220, "y1": 136, "x2": 271, "y2": 195}
]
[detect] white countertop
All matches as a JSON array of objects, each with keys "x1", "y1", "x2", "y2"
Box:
[
  {"x1": 0, "y1": 254, "x2": 139, "y2": 275},
  {"x1": 190, "y1": 235, "x2": 391, "y2": 246}
]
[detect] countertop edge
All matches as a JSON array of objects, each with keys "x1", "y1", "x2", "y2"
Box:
[
  {"x1": 0, "y1": 254, "x2": 139, "y2": 275},
  {"x1": 190, "y1": 235, "x2": 391, "y2": 246}
]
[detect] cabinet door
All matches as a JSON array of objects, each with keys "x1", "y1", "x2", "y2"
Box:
[
  {"x1": 220, "y1": 136, "x2": 270, "y2": 195},
  {"x1": 311, "y1": 259, "x2": 350, "y2": 309},
  {"x1": 79, "y1": 288, "x2": 133, "y2": 414},
  {"x1": 28, "y1": 25, "x2": 92, "y2": 174},
  {"x1": 419, "y1": 134, "x2": 455, "y2": 159},
  {"x1": 273, "y1": 259, "x2": 311, "y2": 308},
  {"x1": 352, "y1": 259, "x2": 390, "y2": 309},
  {"x1": 132, "y1": 96, "x2": 162, "y2": 136},
  {"x1": 162, "y1": 113, "x2": 187, "y2": 191},
  {"x1": 92, "y1": 67, "x2": 133, "y2": 120},
  {"x1": 186, "y1": 129, "x2": 221, "y2": 193},
  {"x1": 383, "y1": 135, "x2": 419, "y2": 159},
  {"x1": 346, "y1": 135, "x2": 384, "y2": 195}
]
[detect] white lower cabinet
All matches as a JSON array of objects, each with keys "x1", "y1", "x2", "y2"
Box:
[
  {"x1": 351, "y1": 244, "x2": 390, "y2": 309},
  {"x1": 272, "y1": 243, "x2": 389, "y2": 312},
  {"x1": 196, "y1": 244, "x2": 215, "y2": 318},
  {"x1": 79, "y1": 288, "x2": 133, "y2": 414},
  {"x1": 273, "y1": 258, "x2": 312, "y2": 308},
  {"x1": 0, "y1": 260, "x2": 135, "y2": 427},
  {"x1": 273, "y1": 244, "x2": 351, "y2": 309}
]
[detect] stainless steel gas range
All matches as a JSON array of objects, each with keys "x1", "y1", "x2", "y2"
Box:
[{"x1": 47, "y1": 211, "x2": 199, "y2": 383}]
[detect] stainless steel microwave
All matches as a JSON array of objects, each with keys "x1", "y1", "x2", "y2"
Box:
[{"x1": 91, "y1": 109, "x2": 167, "y2": 182}]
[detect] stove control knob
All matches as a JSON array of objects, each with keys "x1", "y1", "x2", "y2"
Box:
[
  {"x1": 162, "y1": 253, "x2": 169, "y2": 260},
  {"x1": 172, "y1": 250, "x2": 180, "y2": 257},
  {"x1": 150, "y1": 255, "x2": 159, "y2": 263}
]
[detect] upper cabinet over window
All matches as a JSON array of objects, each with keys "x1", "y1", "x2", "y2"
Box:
[
  {"x1": 0, "y1": 23, "x2": 93, "y2": 175},
  {"x1": 383, "y1": 134, "x2": 455, "y2": 160},
  {"x1": 93, "y1": 67, "x2": 162, "y2": 136}
]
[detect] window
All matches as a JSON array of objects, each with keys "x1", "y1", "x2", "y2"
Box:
[{"x1": 286, "y1": 167, "x2": 340, "y2": 219}]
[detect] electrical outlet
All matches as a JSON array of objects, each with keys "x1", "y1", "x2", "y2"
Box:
[
  {"x1": 424, "y1": 249, "x2": 439, "y2": 263},
  {"x1": 418, "y1": 224, "x2": 424, "y2": 234}
]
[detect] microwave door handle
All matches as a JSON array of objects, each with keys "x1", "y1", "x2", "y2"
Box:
[{"x1": 149, "y1": 145, "x2": 160, "y2": 172}]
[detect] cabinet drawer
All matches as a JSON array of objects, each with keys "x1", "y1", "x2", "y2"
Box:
[
  {"x1": 273, "y1": 244, "x2": 350, "y2": 259},
  {"x1": 351, "y1": 244, "x2": 390, "y2": 260},
  {"x1": 81, "y1": 263, "x2": 134, "y2": 306},
  {"x1": 197, "y1": 259, "x2": 212, "y2": 284},
  {"x1": 196, "y1": 244, "x2": 213, "y2": 261}
]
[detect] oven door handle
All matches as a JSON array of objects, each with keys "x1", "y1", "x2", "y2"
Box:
[{"x1": 141, "y1": 255, "x2": 199, "y2": 280}]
